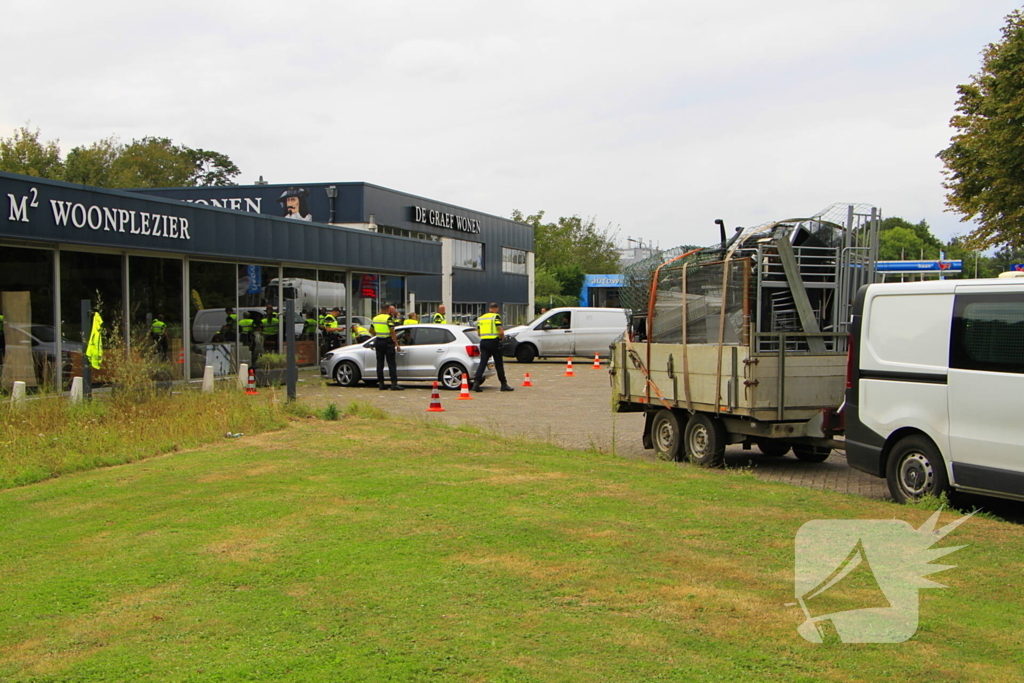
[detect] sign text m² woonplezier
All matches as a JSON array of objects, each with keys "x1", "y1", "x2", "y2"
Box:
[{"x1": 48, "y1": 200, "x2": 191, "y2": 239}]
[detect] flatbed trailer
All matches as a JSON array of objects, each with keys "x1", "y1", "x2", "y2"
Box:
[{"x1": 612, "y1": 204, "x2": 879, "y2": 466}]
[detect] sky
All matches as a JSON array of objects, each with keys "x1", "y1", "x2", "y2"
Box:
[{"x1": 1, "y1": 0, "x2": 1019, "y2": 249}]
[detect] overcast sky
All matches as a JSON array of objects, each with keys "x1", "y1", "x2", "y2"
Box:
[{"x1": 1, "y1": 1, "x2": 1018, "y2": 249}]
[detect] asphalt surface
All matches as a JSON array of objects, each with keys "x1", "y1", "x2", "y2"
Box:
[{"x1": 296, "y1": 356, "x2": 894, "y2": 501}]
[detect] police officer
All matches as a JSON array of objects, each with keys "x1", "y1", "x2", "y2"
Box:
[
  {"x1": 372, "y1": 305, "x2": 404, "y2": 390},
  {"x1": 472, "y1": 302, "x2": 513, "y2": 392},
  {"x1": 302, "y1": 309, "x2": 318, "y2": 340},
  {"x1": 352, "y1": 322, "x2": 371, "y2": 344},
  {"x1": 432, "y1": 305, "x2": 446, "y2": 324},
  {"x1": 403, "y1": 312, "x2": 419, "y2": 325},
  {"x1": 151, "y1": 314, "x2": 169, "y2": 360},
  {"x1": 323, "y1": 308, "x2": 342, "y2": 349}
]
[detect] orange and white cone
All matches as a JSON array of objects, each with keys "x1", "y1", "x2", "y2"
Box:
[
  {"x1": 245, "y1": 368, "x2": 258, "y2": 395},
  {"x1": 592, "y1": 353, "x2": 601, "y2": 369},
  {"x1": 458, "y1": 373, "x2": 473, "y2": 400},
  {"x1": 522, "y1": 372, "x2": 533, "y2": 387},
  {"x1": 426, "y1": 381, "x2": 445, "y2": 412},
  {"x1": 177, "y1": 347, "x2": 185, "y2": 365},
  {"x1": 563, "y1": 357, "x2": 575, "y2": 377}
]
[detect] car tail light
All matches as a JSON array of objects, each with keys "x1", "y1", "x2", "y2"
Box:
[
  {"x1": 845, "y1": 333, "x2": 855, "y2": 389},
  {"x1": 466, "y1": 345, "x2": 480, "y2": 357}
]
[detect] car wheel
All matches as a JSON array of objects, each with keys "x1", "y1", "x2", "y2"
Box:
[
  {"x1": 792, "y1": 445, "x2": 831, "y2": 463},
  {"x1": 756, "y1": 439, "x2": 791, "y2": 457},
  {"x1": 886, "y1": 435, "x2": 950, "y2": 504},
  {"x1": 333, "y1": 361, "x2": 360, "y2": 387},
  {"x1": 515, "y1": 344, "x2": 537, "y2": 363},
  {"x1": 439, "y1": 362, "x2": 467, "y2": 390},
  {"x1": 651, "y1": 409, "x2": 683, "y2": 461},
  {"x1": 684, "y1": 413, "x2": 726, "y2": 468}
]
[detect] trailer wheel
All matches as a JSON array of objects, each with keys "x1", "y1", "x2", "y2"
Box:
[
  {"x1": 756, "y1": 440, "x2": 790, "y2": 457},
  {"x1": 793, "y1": 445, "x2": 831, "y2": 463},
  {"x1": 651, "y1": 410, "x2": 683, "y2": 461},
  {"x1": 886, "y1": 435, "x2": 950, "y2": 504},
  {"x1": 684, "y1": 413, "x2": 726, "y2": 468}
]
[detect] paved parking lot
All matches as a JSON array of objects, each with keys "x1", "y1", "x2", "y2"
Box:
[{"x1": 297, "y1": 357, "x2": 892, "y2": 501}]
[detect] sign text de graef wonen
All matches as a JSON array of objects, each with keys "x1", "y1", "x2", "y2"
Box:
[
  {"x1": 6, "y1": 186, "x2": 191, "y2": 240},
  {"x1": 411, "y1": 205, "x2": 481, "y2": 234}
]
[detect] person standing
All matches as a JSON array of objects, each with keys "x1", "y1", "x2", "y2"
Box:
[
  {"x1": 150, "y1": 314, "x2": 169, "y2": 360},
  {"x1": 403, "y1": 312, "x2": 419, "y2": 325},
  {"x1": 472, "y1": 302, "x2": 513, "y2": 393},
  {"x1": 433, "y1": 305, "x2": 446, "y2": 324},
  {"x1": 372, "y1": 305, "x2": 404, "y2": 391}
]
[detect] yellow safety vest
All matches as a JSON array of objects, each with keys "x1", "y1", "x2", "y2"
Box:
[
  {"x1": 432, "y1": 313, "x2": 445, "y2": 324},
  {"x1": 353, "y1": 325, "x2": 369, "y2": 339},
  {"x1": 238, "y1": 317, "x2": 254, "y2": 333},
  {"x1": 151, "y1": 319, "x2": 167, "y2": 336},
  {"x1": 477, "y1": 312, "x2": 501, "y2": 339},
  {"x1": 323, "y1": 314, "x2": 338, "y2": 329},
  {"x1": 86, "y1": 312, "x2": 103, "y2": 369},
  {"x1": 372, "y1": 313, "x2": 394, "y2": 338},
  {"x1": 403, "y1": 319, "x2": 418, "y2": 325}
]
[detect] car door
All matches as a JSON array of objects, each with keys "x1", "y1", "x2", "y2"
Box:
[
  {"x1": 947, "y1": 287, "x2": 1024, "y2": 495},
  {"x1": 397, "y1": 326, "x2": 453, "y2": 379},
  {"x1": 536, "y1": 311, "x2": 574, "y2": 357}
]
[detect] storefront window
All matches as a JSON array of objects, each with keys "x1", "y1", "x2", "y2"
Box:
[
  {"x1": 61, "y1": 251, "x2": 124, "y2": 387},
  {"x1": 129, "y1": 256, "x2": 183, "y2": 378},
  {"x1": 503, "y1": 304, "x2": 528, "y2": 326},
  {"x1": 189, "y1": 260, "x2": 241, "y2": 379},
  {"x1": 0, "y1": 246, "x2": 57, "y2": 392},
  {"x1": 502, "y1": 248, "x2": 527, "y2": 275},
  {"x1": 281, "y1": 267, "x2": 318, "y2": 366},
  {"x1": 453, "y1": 239, "x2": 484, "y2": 270}
]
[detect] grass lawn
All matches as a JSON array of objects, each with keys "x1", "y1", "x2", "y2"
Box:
[{"x1": 0, "y1": 412, "x2": 1021, "y2": 682}]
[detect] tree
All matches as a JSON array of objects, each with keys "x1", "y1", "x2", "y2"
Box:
[
  {"x1": 0, "y1": 126, "x2": 64, "y2": 179},
  {"x1": 878, "y1": 217, "x2": 943, "y2": 261},
  {"x1": 0, "y1": 127, "x2": 241, "y2": 188},
  {"x1": 511, "y1": 210, "x2": 621, "y2": 274},
  {"x1": 938, "y1": 9, "x2": 1024, "y2": 249}
]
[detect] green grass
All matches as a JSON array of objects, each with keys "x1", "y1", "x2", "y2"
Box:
[
  {"x1": 0, "y1": 388, "x2": 287, "y2": 489},
  {"x1": 0, "y1": 416, "x2": 1021, "y2": 682}
]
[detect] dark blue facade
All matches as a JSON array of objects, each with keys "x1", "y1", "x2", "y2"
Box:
[{"x1": 135, "y1": 181, "x2": 533, "y2": 308}]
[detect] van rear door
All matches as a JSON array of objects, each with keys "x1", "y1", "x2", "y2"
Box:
[{"x1": 947, "y1": 287, "x2": 1024, "y2": 495}]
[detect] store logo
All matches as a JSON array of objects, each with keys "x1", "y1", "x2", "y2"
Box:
[
  {"x1": 790, "y1": 509, "x2": 972, "y2": 643},
  {"x1": 411, "y1": 205, "x2": 481, "y2": 234},
  {"x1": 50, "y1": 200, "x2": 191, "y2": 240},
  {"x1": 6, "y1": 187, "x2": 39, "y2": 222}
]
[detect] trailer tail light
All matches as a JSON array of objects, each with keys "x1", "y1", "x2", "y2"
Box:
[
  {"x1": 466, "y1": 345, "x2": 480, "y2": 357},
  {"x1": 846, "y1": 333, "x2": 855, "y2": 389}
]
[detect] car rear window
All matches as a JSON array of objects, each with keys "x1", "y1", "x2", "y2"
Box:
[{"x1": 462, "y1": 328, "x2": 480, "y2": 343}]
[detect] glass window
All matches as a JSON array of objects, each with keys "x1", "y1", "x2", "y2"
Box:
[
  {"x1": 952, "y1": 293, "x2": 1024, "y2": 374},
  {"x1": 502, "y1": 247, "x2": 527, "y2": 275},
  {"x1": 541, "y1": 311, "x2": 572, "y2": 329},
  {"x1": 1, "y1": 246, "x2": 58, "y2": 391},
  {"x1": 129, "y1": 255, "x2": 183, "y2": 377},
  {"x1": 61, "y1": 250, "x2": 124, "y2": 386},
  {"x1": 281, "y1": 267, "x2": 319, "y2": 367},
  {"x1": 410, "y1": 327, "x2": 454, "y2": 346},
  {"x1": 453, "y1": 239, "x2": 484, "y2": 270},
  {"x1": 190, "y1": 260, "x2": 243, "y2": 379},
  {"x1": 453, "y1": 302, "x2": 485, "y2": 325},
  {"x1": 503, "y1": 303, "x2": 528, "y2": 327}
]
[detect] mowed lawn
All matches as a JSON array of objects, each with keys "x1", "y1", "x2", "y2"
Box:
[{"x1": 0, "y1": 414, "x2": 1021, "y2": 682}]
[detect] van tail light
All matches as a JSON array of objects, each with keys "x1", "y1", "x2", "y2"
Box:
[
  {"x1": 466, "y1": 345, "x2": 480, "y2": 357},
  {"x1": 845, "y1": 333, "x2": 855, "y2": 389}
]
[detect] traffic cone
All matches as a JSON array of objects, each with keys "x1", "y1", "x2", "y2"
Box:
[
  {"x1": 592, "y1": 353, "x2": 601, "y2": 369},
  {"x1": 522, "y1": 372, "x2": 533, "y2": 387},
  {"x1": 246, "y1": 368, "x2": 258, "y2": 395},
  {"x1": 177, "y1": 347, "x2": 185, "y2": 365},
  {"x1": 426, "y1": 381, "x2": 445, "y2": 412},
  {"x1": 458, "y1": 373, "x2": 473, "y2": 400},
  {"x1": 563, "y1": 357, "x2": 575, "y2": 377}
]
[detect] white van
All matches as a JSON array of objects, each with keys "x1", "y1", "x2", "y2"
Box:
[
  {"x1": 501, "y1": 307, "x2": 627, "y2": 363},
  {"x1": 845, "y1": 278, "x2": 1024, "y2": 503}
]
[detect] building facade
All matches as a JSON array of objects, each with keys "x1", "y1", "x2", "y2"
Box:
[{"x1": 136, "y1": 182, "x2": 535, "y2": 326}]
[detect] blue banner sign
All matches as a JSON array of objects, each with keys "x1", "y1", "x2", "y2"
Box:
[
  {"x1": 876, "y1": 260, "x2": 962, "y2": 274},
  {"x1": 1009, "y1": 264, "x2": 1024, "y2": 272}
]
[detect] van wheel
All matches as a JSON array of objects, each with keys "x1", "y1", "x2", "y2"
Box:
[
  {"x1": 756, "y1": 440, "x2": 790, "y2": 457},
  {"x1": 684, "y1": 413, "x2": 726, "y2": 468},
  {"x1": 333, "y1": 361, "x2": 360, "y2": 387},
  {"x1": 887, "y1": 435, "x2": 950, "y2": 504},
  {"x1": 515, "y1": 344, "x2": 537, "y2": 363},
  {"x1": 651, "y1": 410, "x2": 683, "y2": 461},
  {"x1": 793, "y1": 445, "x2": 831, "y2": 463}
]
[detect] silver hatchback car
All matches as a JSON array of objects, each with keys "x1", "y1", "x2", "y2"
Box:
[{"x1": 319, "y1": 324, "x2": 494, "y2": 390}]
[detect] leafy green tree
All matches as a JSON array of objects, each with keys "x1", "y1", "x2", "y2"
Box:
[
  {"x1": 0, "y1": 126, "x2": 64, "y2": 179},
  {"x1": 0, "y1": 127, "x2": 241, "y2": 188},
  {"x1": 511, "y1": 210, "x2": 621, "y2": 275},
  {"x1": 534, "y1": 266, "x2": 563, "y2": 299},
  {"x1": 938, "y1": 9, "x2": 1024, "y2": 249}
]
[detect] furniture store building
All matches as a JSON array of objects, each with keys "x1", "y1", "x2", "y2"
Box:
[{"x1": 0, "y1": 172, "x2": 533, "y2": 391}]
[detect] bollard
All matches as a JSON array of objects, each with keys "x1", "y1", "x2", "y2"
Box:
[
  {"x1": 238, "y1": 363, "x2": 249, "y2": 391},
  {"x1": 202, "y1": 365, "x2": 215, "y2": 393},
  {"x1": 11, "y1": 381, "x2": 26, "y2": 405},
  {"x1": 69, "y1": 377, "x2": 83, "y2": 404}
]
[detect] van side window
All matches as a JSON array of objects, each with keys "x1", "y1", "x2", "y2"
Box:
[
  {"x1": 950, "y1": 292, "x2": 1024, "y2": 374},
  {"x1": 543, "y1": 312, "x2": 570, "y2": 329}
]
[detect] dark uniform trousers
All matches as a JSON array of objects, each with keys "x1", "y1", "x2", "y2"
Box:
[
  {"x1": 375, "y1": 337, "x2": 399, "y2": 386},
  {"x1": 474, "y1": 338, "x2": 506, "y2": 388}
]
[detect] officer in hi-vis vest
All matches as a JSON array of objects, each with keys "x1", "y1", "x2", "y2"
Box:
[
  {"x1": 432, "y1": 305, "x2": 446, "y2": 324},
  {"x1": 150, "y1": 314, "x2": 169, "y2": 360},
  {"x1": 472, "y1": 302, "x2": 513, "y2": 393},
  {"x1": 372, "y1": 305, "x2": 404, "y2": 390}
]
